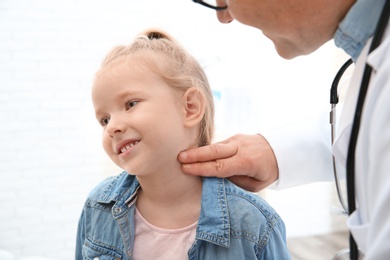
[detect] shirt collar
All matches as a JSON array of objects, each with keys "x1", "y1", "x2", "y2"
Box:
[{"x1": 334, "y1": 0, "x2": 386, "y2": 62}]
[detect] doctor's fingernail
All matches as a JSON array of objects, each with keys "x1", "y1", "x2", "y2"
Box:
[
  {"x1": 180, "y1": 152, "x2": 188, "y2": 159},
  {"x1": 182, "y1": 164, "x2": 191, "y2": 169}
]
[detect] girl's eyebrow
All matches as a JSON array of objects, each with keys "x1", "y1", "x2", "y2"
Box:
[
  {"x1": 94, "y1": 89, "x2": 143, "y2": 116},
  {"x1": 115, "y1": 90, "x2": 141, "y2": 101},
  {"x1": 93, "y1": 107, "x2": 106, "y2": 119}
]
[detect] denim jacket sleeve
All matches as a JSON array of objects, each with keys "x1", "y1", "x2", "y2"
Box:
[{"x1": 257, "y1": 217, "x2": 290, "y2": 259}]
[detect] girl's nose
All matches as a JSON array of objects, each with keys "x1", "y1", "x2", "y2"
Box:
[{"x1": 106, "y1": 117, "x2": 126, "y2": 137}]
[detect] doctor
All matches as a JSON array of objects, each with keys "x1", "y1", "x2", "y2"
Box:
[{"x1": 178, "y1": 0, "x2": 390, "y2": 259}]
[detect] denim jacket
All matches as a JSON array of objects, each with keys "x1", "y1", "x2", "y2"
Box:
[{"x1": 76, "y1": 172, "x2": 290, "y2": 259}]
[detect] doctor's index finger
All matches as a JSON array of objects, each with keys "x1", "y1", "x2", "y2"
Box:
[
  {"x1": 180, "y1": 157, "x2": 243, "y2": 178},
  {"x1": 178, "y1": 141, "x2": 238, "y2": 163}
]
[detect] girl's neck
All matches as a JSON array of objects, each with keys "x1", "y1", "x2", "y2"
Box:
[{"x1": 135, "y1": 168, "x2": 203, "y2": 229}]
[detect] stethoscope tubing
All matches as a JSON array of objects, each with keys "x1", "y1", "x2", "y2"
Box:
[{"x1": 330, "y1": 58, "x2": 353, "y2": 215}]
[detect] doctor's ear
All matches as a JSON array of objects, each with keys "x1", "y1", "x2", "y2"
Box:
[{"x1": 182, "y1": 87, "x2": 205, "y2": 128}]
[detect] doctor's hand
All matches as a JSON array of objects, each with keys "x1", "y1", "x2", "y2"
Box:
[{"x1": 178, "y1": 134, "x2": 279, "y2": 192}]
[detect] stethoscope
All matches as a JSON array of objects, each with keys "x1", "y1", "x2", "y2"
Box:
[{"x1": 330, "y1": 0, "x2": 390, "y2": 259}]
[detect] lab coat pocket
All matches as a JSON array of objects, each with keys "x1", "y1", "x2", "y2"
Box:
[
  {"x1": 82, "y1": 238, "x2": 123, "y2": 260},
  {"x1": 347, "y1": 211, "x2": 370, "y2": 255}
]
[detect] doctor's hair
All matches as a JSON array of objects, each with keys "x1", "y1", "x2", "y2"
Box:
[{"x1": 97, "y1": 28, "x2": 214, "y2": 147}]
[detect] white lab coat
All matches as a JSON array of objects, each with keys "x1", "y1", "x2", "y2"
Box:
[{"x1": 264, "y1": 22, "x2": 390, "y2": 259}]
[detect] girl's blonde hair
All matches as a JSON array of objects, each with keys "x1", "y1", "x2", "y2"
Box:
[{"x1": 98, "y1": 29, "x2": 214, "y2": 147}]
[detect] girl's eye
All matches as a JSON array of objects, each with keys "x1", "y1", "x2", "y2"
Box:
[
  {"x1": 100, "y1": 117, "x2": 110, "y2": 126},
  {"x1": 126, "y1": 100, "x2": 139, "y2": 110}
]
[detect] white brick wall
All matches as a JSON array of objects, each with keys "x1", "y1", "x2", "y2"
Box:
[{"x1": 0, "y1": 0, "x2": 349, "y2": 258}]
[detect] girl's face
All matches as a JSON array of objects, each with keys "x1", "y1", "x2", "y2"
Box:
[{"x1": 92, "y1": 63, "x2": 190, "y2": 177}]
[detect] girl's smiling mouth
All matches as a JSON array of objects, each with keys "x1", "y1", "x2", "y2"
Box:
[{"x1": 116, "y1": 140, "x2": 140, "y2": 154}]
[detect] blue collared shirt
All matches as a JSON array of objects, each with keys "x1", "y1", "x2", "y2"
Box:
[
  {"x1": 334, "y1": 0, "x2": 386, "y2": 61},
  {"x1": 75, "y1": 172, "x2": 291, "y2": 259}
]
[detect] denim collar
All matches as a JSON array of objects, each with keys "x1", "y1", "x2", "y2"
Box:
[
  {"x1": 96, "y1": 172, "x2": 138, "y2": 204},
  {"x1": 196, "y1": 177, "x2": 231, "y2": 247},
  {"x1": 334, "y1": 0, "x2": 386, "y2": 62},
  {"x1": 95, "y1": 173, "x2": 231, "y2": 248}
]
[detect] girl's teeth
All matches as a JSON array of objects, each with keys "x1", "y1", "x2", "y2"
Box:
[{"x1": 120, "y1": 142, "x2": 138, "y2": 153}]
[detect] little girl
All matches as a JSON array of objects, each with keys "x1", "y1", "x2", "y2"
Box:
[{"x1": 76, "y1": 28, "x2": 290, "y2": 260}]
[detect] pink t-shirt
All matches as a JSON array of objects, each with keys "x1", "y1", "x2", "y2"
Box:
[{"x1": 133, "y1": 208, "x2": 197, "y2": 259}]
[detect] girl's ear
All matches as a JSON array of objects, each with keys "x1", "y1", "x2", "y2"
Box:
[{"x1": 182, "y1": 87, "x2": 205, "y2": 128}]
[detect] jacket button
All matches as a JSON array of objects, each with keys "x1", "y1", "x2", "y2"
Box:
[{"x1": 114, "y1": 207, "x2": 122, "y2": 213}]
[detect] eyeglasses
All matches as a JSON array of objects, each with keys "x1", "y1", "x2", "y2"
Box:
[{"x1": 192, "y1": 0, "x2": 227, "y2": 11}]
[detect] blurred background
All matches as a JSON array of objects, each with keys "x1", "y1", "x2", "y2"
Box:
[{"x1": 0, "y1": 0, "x2": 351, "y2": 259}]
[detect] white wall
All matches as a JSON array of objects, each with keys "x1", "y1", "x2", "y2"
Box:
[{"x1": 0, "y1": 0, "x2": 349, "y2": 258}]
